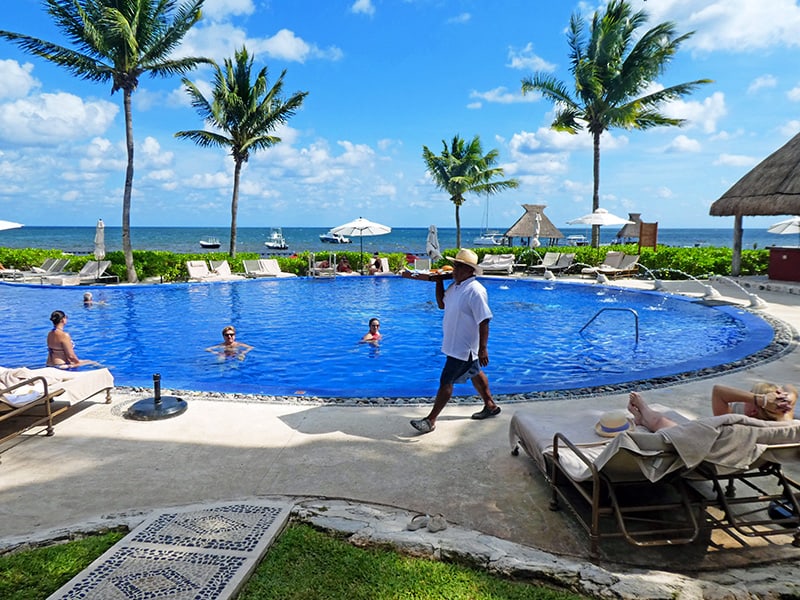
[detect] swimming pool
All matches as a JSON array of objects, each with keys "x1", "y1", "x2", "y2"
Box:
[{"x1": 0, "y1": 277, "x2": 774, "y2": 398}]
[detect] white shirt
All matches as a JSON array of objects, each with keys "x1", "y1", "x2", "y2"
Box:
[{"x1": 440, "y1": 277, "x2": 492, "y2": 361}]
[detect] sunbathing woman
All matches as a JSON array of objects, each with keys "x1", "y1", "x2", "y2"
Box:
[
  {"x1": 46, "y1": 310, "x2": 100, "y2": 368},
  {"x1": 628, "y1": 383, "x2": 798, "y2": 432}
]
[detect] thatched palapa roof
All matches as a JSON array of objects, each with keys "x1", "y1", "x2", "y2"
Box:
[
  {"x1": 504, "y1": 204, "x2": 563, "y2": 241},
  {"x1": 616, "y1": 213, "x2": 642, "y2": 238},
  {"x1": 710, "y1": 131, "x2": 800, "y2": 217}
]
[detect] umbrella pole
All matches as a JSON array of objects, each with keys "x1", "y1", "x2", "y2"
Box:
[{"x1": 360, "y1": 236, "x2": 364, "y2": 275}]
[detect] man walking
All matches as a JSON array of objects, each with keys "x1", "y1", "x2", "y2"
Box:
[{"x1": 411, "y1": 249, "x2": 500, "y2": 434}]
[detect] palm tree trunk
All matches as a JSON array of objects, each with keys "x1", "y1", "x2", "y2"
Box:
[
  {"x1": 229, "y1": 160, "x2": 242, "y2": 257},
  {"x1": 591, "y1": 130, "x2": 601, "y2": 249},
  {"x1": 122, "y1": 89, "x2": 138, "y2": 283},
  {"x1": 455, "y1": 205, "x2": 461, "y2": 249}
]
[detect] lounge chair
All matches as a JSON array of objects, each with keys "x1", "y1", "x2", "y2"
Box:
[
  {"x1": 258, "y1": 259, "x2": 296, "y2": 278},
  {"x1": 308, "y1": 253, "x2": 335, "y2": 277},
  {"x1": 0, "y1": 366, "x2": 114, "y2": 445},
  {"x1": 208, "y1": 260, "x2": 245, "y2": 280},
  {"x1": 547, "y1": 252, "x2": 576, "y2": 276},
  {"x1": 581, "y1": 250, "x2": 625, "y2": 277},
  {"x1": 478, "y1": 253, "x2": 515, "y2": 275},
  {"x1": 372, "y1": 257, "x2": 392, "y2": 276},
  {"x1": 597, "y1": 254, "x2": 639, "y2": 280},
  {"x1": 509, "y1": 407, "x2": 800, "y2": 555},
  {"x1": 42, "y1": 260, "x2": 113, "y2": 286},
  {"x1": 243, "y1": 260, "x2": 272, "y2": 277},
  {"x1": 186, "y1": 260, "x2": 219, "y2": 281},
  {"x1": 5, "y1": 258, "x2": 70, "y2": 281},
  {"x1": 527, "y1": 252, "x2": 561, "y2": 275}
]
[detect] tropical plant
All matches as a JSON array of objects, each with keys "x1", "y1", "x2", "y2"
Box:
[
  {"x1": 521, "y1": 0, "x2": 711, "y2": 247},
  {"x1": 422, "y1": 135, "x2": 519, "y2": 248},
  {"x1": 176, "y1": 46, "x2": 308, "y2": 257},
  {"x1": 0, "y1": 0, "x2": 210, "y2": 282}
]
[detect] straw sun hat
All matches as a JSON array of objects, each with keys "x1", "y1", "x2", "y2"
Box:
[
  {"x1": 446, "y1": 248, "x2": 482, "y2": 274},
  {"x1": 594, "y1": 410, "x2": 633, "y2": 438}
]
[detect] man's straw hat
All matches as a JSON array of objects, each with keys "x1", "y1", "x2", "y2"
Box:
[
  {"x1": 446, "y1": 248, "x2": 482, "y2": 274},
  {"x1": 594, "y1": 410, "x2": 632, "y2": 438}
]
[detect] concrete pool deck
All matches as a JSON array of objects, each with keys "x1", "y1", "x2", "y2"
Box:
[{"x1": 2, "y1": 275, "x2": 800, "y2": 598}]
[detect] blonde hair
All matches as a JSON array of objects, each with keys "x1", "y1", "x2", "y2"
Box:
[{"x1": 751, "y1": 382, "x2": 797, "y2": 421}]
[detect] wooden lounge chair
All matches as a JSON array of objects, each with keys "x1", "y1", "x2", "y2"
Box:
[
  {"x1": 527, "y1": 252, "x2": 561, "y2": 275},
  {"x1": 0, "y1": 366, "x2": 114, "y2": 445},
  {"x1": 509, "y1": 408, "x2": 800, "y2": 555},
  {"x1": 547, "y1": 252, "x2": 576, "y2": 276},
  {"x1": 478, "y1": 253, "x2": 515, "y2": 275},
  {"x1": 597, "y1": 254, "x2": 639, "y2": 280}
]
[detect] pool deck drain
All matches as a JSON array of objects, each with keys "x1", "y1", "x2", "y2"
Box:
[{"x1": 48, "y1": 500, "x2": 291, "y2": 600}]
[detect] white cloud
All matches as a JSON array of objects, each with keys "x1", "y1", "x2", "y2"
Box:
[
  {"x1": 507, "y1": 43, "x2": 556, "y2": 72},
  {"x1": 747, "y1": 75, "x2": 777, "y2": 94},
  {"x1": 140, "y1": 136, "x2": 174, "y2": 167},
  {"x1": 780, "y1": 120, "x2": 800, "y2": 137},
  {"x1": 447, "y1": 13, "x2": 471, "y2": 25},
  {"x1": 665, "y1": 134, "x2": 702, "y2": 153},
  {"x1": 714, "y1": 153, "x2": 759, "y2": 167},
  {"x1": 788, "y1": 85, "x2": 800, "y2": 102},
  {"x1": 0, "y1": 93, "x2": 118, "y2": 145},
  {"x1": 258, "y1": 29, "x2": 343, "y2": 63},
  {"x1": 662, "y1": 91, "x2": 727, "y2": 134},
  {"x1": 351, "y1": 0, "x2": 375, "y2": 16},
  {"x1": 469, "y1": 87, "x2": 538, "y2": 105},
  {"x1": 202, "y1": 0, "x2": 255, "y2": 20},
  {"x1": 0, "y1": 60, "x2": 39, "y2": 99}
]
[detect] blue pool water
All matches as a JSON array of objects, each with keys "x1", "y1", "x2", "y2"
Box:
[{"x1": 0, "y1": 278, "x2": 773, "y2": 398}]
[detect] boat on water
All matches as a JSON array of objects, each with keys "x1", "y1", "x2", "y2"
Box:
[
  {"x1": 472, "y1": 232, "x2": 504, "y2": 246},
  {"x1": 566, "y1": 235, "x2": 589, "y2": 246},
  {"x1": 199, "y1": 237, "x2": 221, "y2": 249},
  {"x1": 319, "y1": 230, "x2": 351, "y2": 244},
  {"x1": 264, "y1": 227, "x2": 288, "y2": 250}
]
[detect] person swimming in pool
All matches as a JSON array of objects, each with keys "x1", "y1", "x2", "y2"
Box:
[
  {"x1": 46, "y1": 310, "x2": 101, "y2": 368},
  {"x1": 206, "y1": 325, "x2": 254, "y2": 361},
  {"x1": 628, "y1": 383, "x2": 798, "y2": 431},
  {"x1": 360, "y1": 317, "x2": 382, "y2": 343}
]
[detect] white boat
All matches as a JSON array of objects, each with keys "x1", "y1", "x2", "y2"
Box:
[
  {"x1": 264, "y1": 227, "x2": 288, "y2": 250},
  {"x1": 566, "y1": 235, "x2": 589, "y2": 246},
  {"x1": 319, "y1": 230, "x2": 351, "y2": 244},
  {"x1": 472, "y1": 232, "x2": 504, "y2": 246},
  {"x1": 199, "y1": 237, "x2": 221, "y2": 249}
]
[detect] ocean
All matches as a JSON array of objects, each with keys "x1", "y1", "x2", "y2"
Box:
[{"x1": 0, "y1": 225, "x2": 791, "y2": 256}]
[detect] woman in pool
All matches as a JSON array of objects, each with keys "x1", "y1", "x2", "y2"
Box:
[
  {"x1": 46, "y1": 310, "x2": 99, "y2": 368},
  {"x1": 206, "y1": 325, "x2": 254, "y2": 361},
  {"x1": 361, "y1": 318, "x2": 382, "y2": 343},
  {"x1": 628, "y1": 383, "x2": 798, "y2": 431}
]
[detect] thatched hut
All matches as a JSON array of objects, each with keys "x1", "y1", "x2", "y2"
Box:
[
  {"x1": 709, "y1": 131, "x2": 800, "y2": 275},
  {"x1": 615, "y1": 213, "x2": 642, "y2": 241},
  {"x1": 504, "y1": 204, "x2": 563, "y2": 246}
]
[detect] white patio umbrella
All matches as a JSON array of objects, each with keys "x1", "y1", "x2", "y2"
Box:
[
  {"x1": 331, "y1": 217, "x2": 392, "y2": 274},
  {"x1": 767, "y1": 216, "x2": 800, "y2": 245},
  {"x1": 0, "y1": 219, "x2": 23, "y2": 231},
  {"x1": 568, "y1": 208, "x2": 633, "y2": 248},
  {"x1": 426, "y1": 224, "x2": 443, "y2": 261},
  {"x1": 93, "y1": 218, "x2": 105, "y2": 281}
]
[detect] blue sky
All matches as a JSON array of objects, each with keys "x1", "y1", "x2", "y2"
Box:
[{"x1": 1, "y1": 0, "x2": 799, "y2": 232}]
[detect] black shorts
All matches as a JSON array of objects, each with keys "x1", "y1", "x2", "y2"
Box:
[{"x1": 440, "y1": 355, "x2": 481, "y2": 385}]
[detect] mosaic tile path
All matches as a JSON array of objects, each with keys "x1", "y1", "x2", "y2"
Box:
[{"x1": 48, "y1": 500, "x2": 292, "y2": 600}]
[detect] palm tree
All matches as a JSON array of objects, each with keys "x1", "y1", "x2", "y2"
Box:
[
  {"x1": 521, "y1": 0, "x2": 711, "y2": 247},
  {"x1": 0, "y1": 0, "x2": 209, "y2": 282},
  {"x1": 176, "y1": 46, "x2": 308, "y2": 257},
  {"x1": 422, "y1": 135, "x2": 518, "y2": 249}
]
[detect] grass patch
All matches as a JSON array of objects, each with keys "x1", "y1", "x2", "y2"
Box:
[
  {"x1": 237, "y1": 523, "x2": 586, "y2": 600},
  {"x1": 0, "y1": 530, "x2": 125, "y2": 600},
  {"x1": 0, "y1": 524, "x2": 586, "y2": 600}
]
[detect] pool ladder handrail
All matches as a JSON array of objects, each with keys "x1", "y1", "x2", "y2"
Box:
[{"x1": 580, "y1": 307, "x2": 639, "y2": 345}]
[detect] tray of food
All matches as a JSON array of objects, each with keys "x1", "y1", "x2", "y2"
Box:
[{"x1": 401, "y1": 266, "x2": 453, "y2": 281}]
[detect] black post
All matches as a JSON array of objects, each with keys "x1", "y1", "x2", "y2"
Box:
[{"x1": 153, "y1": 373, "x2": 161, "y2": 405}]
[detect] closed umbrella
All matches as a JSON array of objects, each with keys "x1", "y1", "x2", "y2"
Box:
[
  {"x1": 93, "y1": 219, "x2": 105, "y2": 281},
  {"x1": 767, "y1": 216, "x2": 800, "y2": 246},
  {"x1": 426, "y1": 224, "x2": 443, "y2": 261},
  {"x1": 531, "y1": 213, "x2": 542, "y2": 248},
  {"x1": 331, "y1": 217, "x2": 392, "y2": 274},
  {"x1": 0, "y1": 219, "x2": 23, "y2": 231}
]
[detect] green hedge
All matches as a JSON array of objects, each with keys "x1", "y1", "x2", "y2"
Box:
[{"x1": 0, "y1": 245, "x2": 771, "y2": 282}]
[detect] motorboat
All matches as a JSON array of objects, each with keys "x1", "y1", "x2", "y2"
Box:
[
  {"x1": 264, "y1": 227, "x2": 288, "y2": 250},
  {"x1": 473, "y1": 232, "x2": 504, "y2": 246},
  {"x1": 199, "y1": 237, "x2": 221, "y2": 249},
  {"x1": 319, "y1": 230, "x2": 351, "y2": 244},
  {"x1": 566, "y1": 235, "x2": 589, "y2": 246}
]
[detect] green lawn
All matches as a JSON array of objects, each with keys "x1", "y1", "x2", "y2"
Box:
[{"x1": 0, "y1": 524, "x2": 587, "y2": 600}]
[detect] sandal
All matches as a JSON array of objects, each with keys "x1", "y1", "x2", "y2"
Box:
[
  {"x1": 410, "y1": 417, "x2": 435, "y2": 433},
  {"x1": 427, "y1": 513, "x2": 447, "y2": 533},
  {"x1": 406, "y1": 514, "x2": 429, "y2": 531}
]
